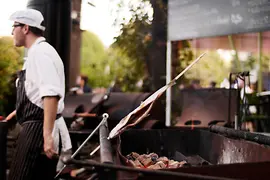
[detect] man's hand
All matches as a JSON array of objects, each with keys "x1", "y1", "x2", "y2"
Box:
[
  {"x1": 4, "y1": 110, "x2": 16, "y2": 121},
  {"x1": 44, "y1": 135, "x2": 57, "y2": 159}
]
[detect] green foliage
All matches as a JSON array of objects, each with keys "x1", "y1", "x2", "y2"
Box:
[
  {"x1": 260, "y1": 55, "x2": 270, "y2": 72},
  {"x1": 112, "y1": 0, "x2": 152, "y2": 63},
  {"x1": 184, "y1": 50, "x2": 231, "y2": 86},
  {"x1": 176, "y1": 41, "x2": 194, "y2": 84},
  {"x1": 80, "y1": 31, "x2": 111, "y2": 88},
  {"x1": 182, "y1": 50, "x2": 270, "y2": 87},
  {"x1": 80, "y1": 31, "x2": 145, "y2": 91},
  {"x1": 81, "y1": 31, "x2": 105, "y2": 62},
  {"x1": 107, "y1": 48, "x2": 145, "y2": 92},
  {"x1": 112, "y1": 17, "x2": 151, "y2": 64},
  {"x1": 108, "y1": 0, "x2": 153, "y2": 91},
  {"x1": 231, "y1": 53, "x2": 270, "y2": 73},
  {"x1": 110, "y1": 15, "x2": 150, "y2": 92},
  {"x1": 0, "y1": 37, "x2": 23, "y2": 114}
]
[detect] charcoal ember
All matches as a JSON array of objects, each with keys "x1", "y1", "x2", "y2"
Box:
[
  {"x1": 148, "y1": 161, "x2": 166, "y2": 169},
  {"x1": 157, "y1": 157, "x2": 169, "y2": 165},
  {"x1": 128, "y1": 160, "x2": 136, "y2": 167},
  {"x1": 137, "y1": 154, "x2": 147, "y2": 162},
  {"x1": 131, "y1": 152, "x2": 140, "y2": 158},
  {"x1": 133, "y1": 154, "x2": 155, "y2": 167},
  {"x1": 156, "y1": 161, "x2": 166, "y2": 168},
  {"x1": 168, "y1": 160, "x2": 180, "y2": 168},
  {"x1": 148, "y1": 153, "x2": 159, "y2": 162},
  {"x1": 151, "y1": 156, "x2": 158, "y2": 163},
  {"x1": 126, "y1": 155, "x2": 133, "y2": 160},
  {"x1": 148, "y1": 164, "x2": 162, "y2": 170},
  {"x1": 133, "y1": 159, "x2": 144, "y2": 168},
  {"x1": 140, "y1": 157, "x2": 154, "y2": 167},
  {"x1": 130, "y1": 152, "x2": 140, "y2": 159},
  {"x1": 126, "y1": 152, "x2": 187, "y2": 169},
  {"x1": 127, "y1": 152, "x2": 140, "y2": 160},
  {"x1": 148, "y1": 153, "x2": 158, "y2": 158},
  {"x1": 168, "y1": 160, "x2": 188, "y2": 168}
]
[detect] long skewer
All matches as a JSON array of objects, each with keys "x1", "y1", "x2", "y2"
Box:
[{"x1": 54, "y1": 113, "x2": 109, "y2": 179}]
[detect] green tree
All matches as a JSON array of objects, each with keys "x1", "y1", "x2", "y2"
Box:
[
  {"x1": 107, "y1": 47, "x2": 145, "y2": 92},
  {"x1": 111, "y1": 0, "x2": 152, "y2": 90},
  {"x1": 184, "y1": 50, "x2": 231, "y2": 86},
  {"x1": 111, "y1": 0, "x2": 168, "y2": 91},
  {"x1": 175, "y1": 40, "x2": 194, "y2": 85},
  {"x1": 112, "y1": 11, "x2": 151, "y2": 67},
  {"x1": 231, "y1": 53, "x2": 270, "y2": 73},
  {"x1": 80, "y1": 31, "x2": 111, "y2": 88},
  {"x1": 80, "y1": 30, "x2": 145, "y2": 92},
  {"x1": 110, "y1": 4, "x2": 151, "y2": 91},
  {"x1": 0, "y1": 36, "x2": 23, "y2": 115}
]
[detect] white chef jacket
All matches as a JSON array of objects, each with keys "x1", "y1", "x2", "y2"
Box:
[{"x1": 22, "y1": 37, "x2": 71, "y2": 152}]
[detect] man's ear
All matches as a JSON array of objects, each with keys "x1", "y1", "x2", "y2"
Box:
[{"x1": 23, "y1": 25, "x2": 30, "y2": 35}]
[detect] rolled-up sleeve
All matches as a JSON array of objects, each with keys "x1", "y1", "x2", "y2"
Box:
[{"x1": 34, "y1": 51, "x2": 62, "y2": 99}]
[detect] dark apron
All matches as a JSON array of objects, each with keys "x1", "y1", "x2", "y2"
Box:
[{"x1": 8, "y1": 68, "x2": 61, "y2": 180}]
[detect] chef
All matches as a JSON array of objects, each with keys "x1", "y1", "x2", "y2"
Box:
[{"x1": 5, "y1": 9, "x2": 71, "y2": 180}]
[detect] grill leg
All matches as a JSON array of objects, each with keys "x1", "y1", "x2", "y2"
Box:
[{"x1": 0, "y1": 122, "x2": 8, "y2": 180}]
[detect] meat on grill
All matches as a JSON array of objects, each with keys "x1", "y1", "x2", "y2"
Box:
[{"x1": 126, "y1": 152, "x2": 187, "y2": 169}]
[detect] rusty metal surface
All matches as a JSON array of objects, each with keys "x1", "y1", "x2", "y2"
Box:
[
  {"x1": 209, "y1": 125, "x2": 270, "y2": 146},
  {"x1": 65, "y1": 158, "x2": 237, "y2": 180},
  {"x1": 99, "y1": 121, "x2": 113, "y2": 164},
  {"x1": 66, "y1": 156, "x2": 270, "y2": 180},
  {"x1": 116, "y1": 128, "x2": 270, "y2": 180},
  {"x1": 0, "y1": 122, "x2": 7, "y2": 180},
  {"x1": 165, "y1": 162, "x2": 270, "y2": 180},
  {"x1": 198, "y1": 130, "x2": 270, "y2": 165}
]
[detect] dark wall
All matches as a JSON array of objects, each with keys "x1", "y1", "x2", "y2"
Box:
[{"x1": 27, "y1": 0, "x2": 71, "y2": 89}]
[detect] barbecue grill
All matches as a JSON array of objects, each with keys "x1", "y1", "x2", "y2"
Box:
[
  {"x1": 0, "y1": 122, "x2": 7, "y2": 180},
  {"x1": 64, "y1": 125, "x2": 270, "y2": 180}
]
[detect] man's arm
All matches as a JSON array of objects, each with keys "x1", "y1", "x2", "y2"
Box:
[
  {"x1": 34, "y1": 52, "x2": 62, "y2": 159},
  {"x1": 43, "y1": 96, "x2": 58, "y2": 159}
]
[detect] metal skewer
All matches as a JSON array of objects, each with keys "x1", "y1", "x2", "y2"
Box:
[
  {"x1": 54, "y1": 113, "x2": 109, "y2": 179},
  {"x1": 90, "y1": 145, "x2": 100, "y2": 156}
]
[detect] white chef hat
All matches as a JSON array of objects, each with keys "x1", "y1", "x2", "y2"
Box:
[{"x1": 9, "y1": 9, "x2": 45, "y2": 31}]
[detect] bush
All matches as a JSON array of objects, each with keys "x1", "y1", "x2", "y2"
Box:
[{"x1": 0, "y1": 36, "x2": 23, "y2": 115}]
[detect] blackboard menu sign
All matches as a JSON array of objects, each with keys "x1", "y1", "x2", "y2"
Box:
[{"x1": 168, "y1": 0, "x2": 270, "y2": 41}]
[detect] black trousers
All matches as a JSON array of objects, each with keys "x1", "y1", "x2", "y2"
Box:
[{"x1": 8, "y1": 121, "x2": 57, "y2": 180}]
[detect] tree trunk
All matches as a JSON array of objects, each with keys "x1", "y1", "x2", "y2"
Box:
[{"x1": 149, "y1": 0, "x2": 168, "y2": 91}]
